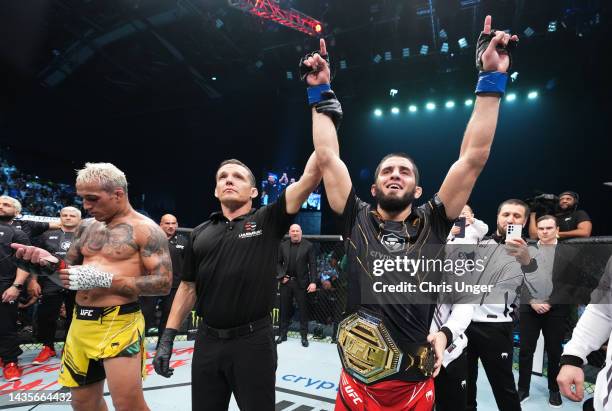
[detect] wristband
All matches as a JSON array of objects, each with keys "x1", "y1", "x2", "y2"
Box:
[
  {"x1": 307, "y1": 83, "x2": 331, "y2": 106},
  {"x1": 475, "y1": 71, "x2": 508, "y2": 96},
  {"x1": 559, "y1": 354, "x2": 584, "y2": 368}
]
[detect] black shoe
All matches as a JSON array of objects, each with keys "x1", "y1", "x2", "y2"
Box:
[
  {"x1": 301, "y1": 337, "x2": 309, "y2": 347},
  {"x1": 330, "y1": 337, "x2": 337, "y2": 344},
  {"x1": 275, "y1": 336, "x2": 287, "y2": 344},
  {"x1": 548, "y1": 391, "x2": 562, "y2": 408},
  {"x1": 518, "y1": 389, "x2": 530, "y2": 404}
]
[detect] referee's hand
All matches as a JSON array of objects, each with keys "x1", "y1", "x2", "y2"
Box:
[{"x1": 153, "y1": 328, "x2": 178, "y2": 378}]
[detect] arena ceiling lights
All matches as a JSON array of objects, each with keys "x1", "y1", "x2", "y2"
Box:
[
  {"x1": 372, "y1": 91, "x2": 540, "y2": 117},
  {"x1": 228, "y1": 0, "x2": 323, "y2": 37}
]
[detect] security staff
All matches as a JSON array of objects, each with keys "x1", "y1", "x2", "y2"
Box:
[
  {"x1": 0, "y1": 222, "x2": 30, "y2": 381},
  {"x1": 154, "y1": 156, "x2": 321, "y2": 410},
  {"x1": 29, "y1": 206, "x2": 81, "y2": 365},
  {"x1": 276, "y1": 223, "x2": 317, "y2": 347}
]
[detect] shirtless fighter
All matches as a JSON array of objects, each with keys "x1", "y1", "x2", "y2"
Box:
[{"x1": 11, "y1": 162, "x2": 172, "y2": 411}]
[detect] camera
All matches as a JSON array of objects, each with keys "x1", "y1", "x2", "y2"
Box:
[{"x1": 525, "y1": 193, "x2": 558, "y2": 216}]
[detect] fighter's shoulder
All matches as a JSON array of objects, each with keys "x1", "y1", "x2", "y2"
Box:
[{"x1": 130, "y1": 215, "x2": 165, "y2": 242}]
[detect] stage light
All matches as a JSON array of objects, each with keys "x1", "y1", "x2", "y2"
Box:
[
  {"x1": 523, "y1": 27, "x2": 535, "y2": 37},
  {"x1": 402, "y1": 48, "x2": 410, "y2": 58},
  {"x1": 426, "y1": 102, "x2": 436, "y2": 110},
  {"x1": 374, "y1": 108, "x2": 383, "y2": 117},
  {"x1": 445, "y1": 100, "x2": 455, "y2": 108},
  {"x1": 408, "y1": 105, "x2": 418, "y2": 112},
  {"x1": 286, "y1": 71, "x2": 293, "y2": 80},
  {"x1": 391, "y1": 107, "x2": 400, "y2": 114},
  {"x1": 315, "y1": 24, "x2": 322, "y2": 33},
  {"x1": 373, "y1": 54, "x2": 382, "y2": 64},
  {"x1": 464, "y1": 99, "x2": 473, "y2": 106},
  {"x1": 527, "y1": 91, "x2": 538, "y2": 99},
  {"x1": 548, "y1": 21, "x2": 557, "y2": 32},
  {"x1": 510, "y1": 71, "x2": 519, "y2": 82},
  {"x1": 215, "y1": 18, "x2": 224, "y2": 29},
  {"x1": 420, "y1": 45, "x2": 429, "y2": 55},
  {"x1": 389, "y1": 89, "x2": 398, "y2": 97},
  {"x1": 505, "y1": 93, "x2": 517, "y2": 102},
  {"x1": 384, "y1": 51, "x2": 392, "y2": 61},
  {"x1": 458, "y1": 38, "x2": 468, "y2": 49},
  {"x1": 340, "y1": 60, "x2": 347, "y2": 70},
  {"x1": 439, "y1": 29, "x2": 448, "y2": 40},
  {"x1": 211, "y1": 76, "x2": 217, "y2": 81},
  {"x1": 440, "y1": 42, "x2": 449, "y2": 54}
]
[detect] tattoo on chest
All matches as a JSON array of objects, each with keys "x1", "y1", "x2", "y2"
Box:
[{"x1": 80, "y1": 223, "x2": 139, "y2": 255}]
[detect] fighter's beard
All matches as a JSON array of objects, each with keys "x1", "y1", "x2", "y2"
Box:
[
  {"x1": 374, "y1": 187, "x2": 416, "y2": 214},
  {"x1": 0, "y1": 215, "x2": 13, "y2": 223}
]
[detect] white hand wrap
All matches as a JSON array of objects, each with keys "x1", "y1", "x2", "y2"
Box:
[{"x1": 67, "y1": 266, "x2": 114, "y2": 290}]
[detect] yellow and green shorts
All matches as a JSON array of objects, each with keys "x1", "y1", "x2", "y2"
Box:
[{"x1": 58, "y1": 301, "x2": 145, "y2": 387}]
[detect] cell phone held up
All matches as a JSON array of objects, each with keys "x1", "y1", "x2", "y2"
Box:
[
  {"x1": 505, "y1": 223, "x2": 523, "y2": 241},
  {"x1": 454, "y1": 217, "x2": 466, "y2": 238}
]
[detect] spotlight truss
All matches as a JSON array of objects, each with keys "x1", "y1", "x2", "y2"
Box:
[{"x1": 228, "y1": 0, "x2": 323, "y2": 36}]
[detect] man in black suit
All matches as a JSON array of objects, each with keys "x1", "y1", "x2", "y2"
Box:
[{"x1": 276, "y1": 224, "x2": 317, "y2": 347}]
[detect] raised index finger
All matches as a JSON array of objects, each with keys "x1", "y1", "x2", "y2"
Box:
[
  {"x1": 320, "y1": 38, "x2": 327, "y2": 56},
  {"x1": 483, "y1": 15, "x2": 492, "y2": 34}
]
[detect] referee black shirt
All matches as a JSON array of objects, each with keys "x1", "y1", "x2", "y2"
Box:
[{"x1": 182, "y1": 192, "x2": 294, "y2": 329}]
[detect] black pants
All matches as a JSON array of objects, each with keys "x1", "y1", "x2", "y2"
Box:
[
  {"x1": 518, "y1": 307, "x2": 567, "y2": 392},
  {"x1": 191, "y1": 324, "x2": 277, "y2": 410},
  {"x1": 36, "y1": 290, "x2": 76, "y2": 347},
  {"x1": 140, "y1": 288, "x2": 178, "y2": 340},
  {"x1": 435, "y1": 351, "x2": 468, "y2": 411},
  {"x1": 465, "y1": 322, "x2": 521, "y2": 411},
  {"x1": 279, "y1": 279, "x2": 308, "y2": 337},
  {"x1": 0, "y1": 298, "x2": 22, "y2": 364}
]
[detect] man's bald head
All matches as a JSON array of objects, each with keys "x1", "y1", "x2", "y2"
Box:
[
  {"x1": 160, "y1": 214, "x2": 178, "y2": 238},
  {"x1": 289, "y1": 224, "x2": 302, "y2": 243}
]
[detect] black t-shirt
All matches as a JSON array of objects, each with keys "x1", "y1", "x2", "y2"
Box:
[
  {"x1": 0, "y1": 223, "x2": 31, "y2": 287},
  {"x1": 556, "y1": 209, "x2": 590, "y2": 233},
  {"x1": 182, "y1": 192, "x2": 294, "y2": 328},
  {"x1": 168, "y1": 233, "x2": 188, "y2": 288},
  {"x1": 10, "y1": 219, "x2": 50, "y2": 240},
  {"x1": 35, "y1": 229, "x2": 75, "y2": 293},
  {"x1": 340, "y1": 188, "x2": 452, "y2": 351}
]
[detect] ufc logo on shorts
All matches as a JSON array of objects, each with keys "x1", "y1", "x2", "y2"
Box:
[
  {"x1": 343, "y1": 385, "x2": 363, "y2": 405},
  {"x1": 80, "y1": 309, "x2": 94, "y2": 317}
]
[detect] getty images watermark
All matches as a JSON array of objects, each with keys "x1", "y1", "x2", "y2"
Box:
[{"x1": 371, "y1": 255, "x2": 493, "y2": 295}]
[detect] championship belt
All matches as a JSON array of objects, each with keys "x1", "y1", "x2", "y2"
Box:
[{"x1": 337, "y1": 310, "x2": 435, "y2": 384}]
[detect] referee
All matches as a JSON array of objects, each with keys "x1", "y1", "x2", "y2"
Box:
[{"x1": 153, "y1": 156, "x2": 321, "y2": 410}]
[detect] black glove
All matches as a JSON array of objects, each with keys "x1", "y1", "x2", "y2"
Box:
[
  {"x1": 153, "y1": 328, "x2": 178, "y2": 378},
  {"x1": 299, "y1": 51, "x2": 330, "y2": 82},
  {"x1": 314, "y1": 90, "x2": 343, "y2": 130},
  {"x1": 475, "y1": 30, "x2": 518, "y2": 71}
]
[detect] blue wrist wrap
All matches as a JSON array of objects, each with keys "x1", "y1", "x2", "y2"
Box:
[
  {"x1": 307, "y1": 84, "x2": 332, "y2": 105},
  {"x1": 475, "y1": 71, "x2": 508, "y2": 96}
]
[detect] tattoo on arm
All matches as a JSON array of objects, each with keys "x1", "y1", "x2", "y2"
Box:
[{"x1": 133, "y1": 224, "x2": 172, "y2": 296}]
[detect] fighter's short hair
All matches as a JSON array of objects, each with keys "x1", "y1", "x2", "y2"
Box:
[{"x1": 76, "y1": 162, "x2": 128, "y2": 194}]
